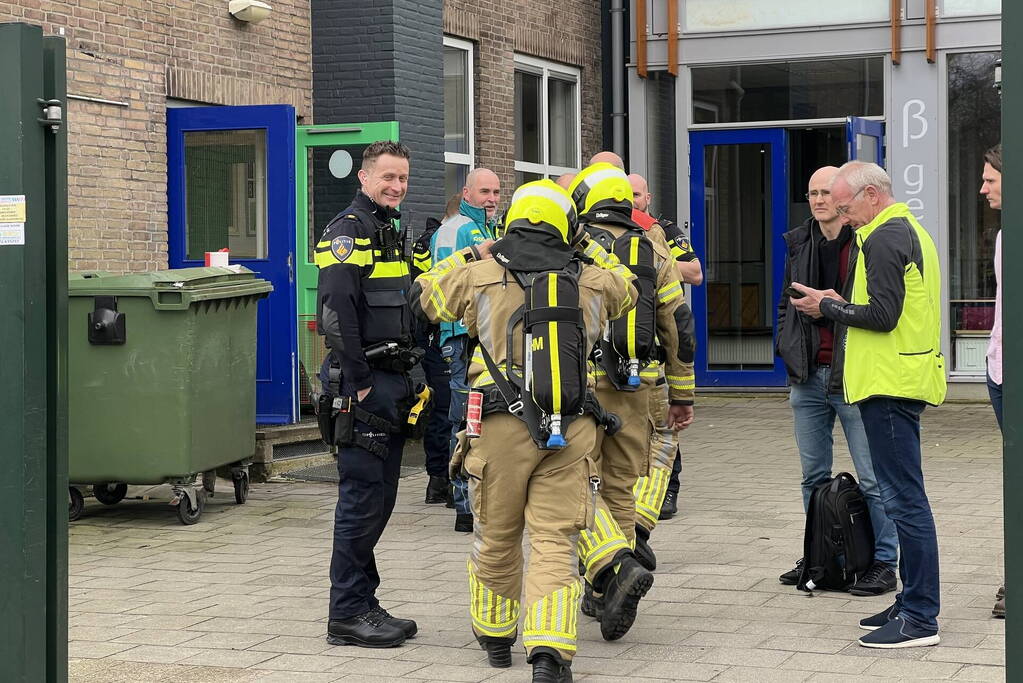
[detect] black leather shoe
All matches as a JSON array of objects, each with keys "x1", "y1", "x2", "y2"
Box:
[
  {"x1": 477, "y1": 636, "x2": 513, "y2": 668},
  {"x1": 425, "y1": 475, "x2": 449, "y2": 504},
  {"x1": 659, "y1": 490, "x2": 677, "y2": 520},
  {"x1": 581, "y1": 581, "x2": 604, "y2": 619},
  {"x1": 634, "y1": 526, "x2": 656, "y2": 571},
  {"x1": 371, "y1": 606, "x2": 417, "y2": 639},
  {"x1": 455, "y1": 513, "x2": 473, "y2": 533},
  {"x1": 600, "y1": 555, "x2": 653, "y2": 641},
  {"x1": 779, "y1": 558, "x2": 803, "y2": 586},
  {"x1": 531, "y1": 650, "x2": 573, "y2": 682},
  {"x1": 327, "y1": 610, "x2": 406, "y2": 648},
  {"x1": 849, "y1": 561, "x2": 897, "y2": 596}
]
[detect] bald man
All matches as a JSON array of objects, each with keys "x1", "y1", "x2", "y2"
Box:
[
  {"x1": 589, "y1": 151, "x2": 625, "y2": 170},
  {"x1": 429, "y1": 168, "x2": 502, "y2": 532},
  {"x1": 775, "y1": 165, "x2": 898, "y2": 597},
  {"x1": 555, "y1": 173, "x2": 577, "y2": 189}
]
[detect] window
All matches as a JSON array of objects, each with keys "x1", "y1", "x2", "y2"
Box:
[
  {"x1": 692, "y1": 58, "x2": 884, "y2": 124},
  {"x1": 645, "y1": 71, "x2": 678, "y2": 222},
  {"x1": 514, "y1": 55, "x2": 581, "y2": 186},
  {"x1": 943, "y1": 0, "x2": 1000, "y2": 17},
  {"x1": 184, "y1": 129, "x2": 267, "y2": 259},
  {"x1": 947, "y1": 51, "x2": 1001, "y2": 374},
  {"x1": 444, "y1": 37, "x2": 474, "y2": 199},
  {"x1": 684, "y1": 0, "x2": 888, "y2": 32}
]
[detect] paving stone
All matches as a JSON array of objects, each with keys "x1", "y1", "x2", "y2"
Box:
[{"x1": 67, "y1": 400, "x2": 1005, "y2": 681}]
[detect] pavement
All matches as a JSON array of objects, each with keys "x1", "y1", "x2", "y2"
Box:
[{"x1": 69, "y1": 396, "x2": 1005, "y2": 682}]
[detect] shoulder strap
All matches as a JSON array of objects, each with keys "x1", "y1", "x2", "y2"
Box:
[{"x1": 476, "y1": 342, "x2": 524, "y2": 416}]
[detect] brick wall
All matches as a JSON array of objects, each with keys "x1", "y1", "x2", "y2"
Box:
[
  {"x1": 444, "y1": 0, "x2": 605, "y2": 196},
  {"x1": 312, "y1": 0, "x2": 445, "y2": 233},
  {"x1": 0, "y1": 1, "x2": 312, "y2": 272}
]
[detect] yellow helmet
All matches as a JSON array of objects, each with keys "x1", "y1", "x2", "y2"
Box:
[
  {"x1": 567, "y1": 162, "x2": 634, "y2": 217},
  {"x1": 504, "y1": 180, "x2": 580, "y2": 244}
]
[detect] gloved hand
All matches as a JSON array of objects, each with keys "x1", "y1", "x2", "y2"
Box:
[{"x1": 449, "y1": 430, "x2": 468, "y2": 481}]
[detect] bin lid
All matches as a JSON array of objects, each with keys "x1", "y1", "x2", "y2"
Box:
[{"x1": 69, "y1": 267, "x2": 273, "y2": 310}]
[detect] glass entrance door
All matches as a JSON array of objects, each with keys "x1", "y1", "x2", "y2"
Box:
[
  {"x1": 689, "y1": 128, "x2": 788, "y2": 387},
  {"x1": 294, "y1": 122, "x2": 400, "y2": 406}
]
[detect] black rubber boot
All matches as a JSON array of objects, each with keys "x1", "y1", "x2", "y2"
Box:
[
  {"x1": 530, "y1": 648, "x2": 573, "y2": 682},
  {"x1": 477, "y1": 635, "x2": 514, "y2": 668},
  {"x1": 580, "y1": 581, "x2": 604, "y2": 619},
  {"x1": 633, "y1": 525, "x2": 656, "y2": 571},
  {"x1": 454, "y1": 513, "x2": 474, "y2": 533},
  {"x1": 425, "y1": 475, "x2": 449, "y2": 504},
  {"x1": 600, "y1": 555, "x2": 654, "y2": 641}
]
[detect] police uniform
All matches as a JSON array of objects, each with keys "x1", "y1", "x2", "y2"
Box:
[
  {"x1": 411, "y1": 181, "x2": 636, "y2": 682},
  {"x1": 567, "y1": 164, "x2": 695, "y2": 641},
  {"x1": 316, "y1": 189, "x2": 418, "y2": 647}
]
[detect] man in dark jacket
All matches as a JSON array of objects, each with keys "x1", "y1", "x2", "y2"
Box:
[{"x1": 775, "y1": 166, "x2": 898, "y2": 596}]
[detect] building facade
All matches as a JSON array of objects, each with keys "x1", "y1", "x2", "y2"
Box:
[{"x1": 627, "y1": 0, "x2": 1001, "y2": 388}]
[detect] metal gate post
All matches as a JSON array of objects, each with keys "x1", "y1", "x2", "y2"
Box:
[{"x1": 0, "y1": 22, "x2": 69, "y2": 683}]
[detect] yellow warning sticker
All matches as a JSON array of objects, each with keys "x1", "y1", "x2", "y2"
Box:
[{"x1": 0, "y1": 195, "x2": 26, "y2": 222}]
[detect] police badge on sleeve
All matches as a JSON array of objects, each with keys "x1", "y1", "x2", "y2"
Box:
[{"x1": 331, "y1": 235, "x2": 355, "y2": 262}]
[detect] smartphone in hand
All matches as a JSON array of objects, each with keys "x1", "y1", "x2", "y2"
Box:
[{"x1": 784, "y1": 286, "x2": 807, "y2": 300}]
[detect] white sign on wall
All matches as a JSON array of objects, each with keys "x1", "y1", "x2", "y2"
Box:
[{"x1": 683, "y1": 0, "x2": 889, "y2": 33}]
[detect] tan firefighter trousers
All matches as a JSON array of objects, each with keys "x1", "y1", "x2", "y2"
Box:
[{"x1": 463, "y1": 412, "x2": 597, "y2": 662}]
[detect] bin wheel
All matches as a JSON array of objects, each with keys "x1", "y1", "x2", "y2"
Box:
[
  {"x1": 69, "y1": 487, "x2": 85, "y2": 521},
  {"x1": 176, "y1": 488, "x2": 206, "y2": 525},
  {"x1": 202, "y1": 471, "x2": 217, "y2": 495},
  {"x1": 93, "y1": 483, "x2": 128, "y2": 506},
  {"x1": 233, "y1": 472, "x2": 249, "y2": 505}
]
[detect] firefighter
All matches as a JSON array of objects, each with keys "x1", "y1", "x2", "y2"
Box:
[
  {"x1": 410, "y1": 180, "x2": 636, "y2": 682},
  {"x1": 568, "y1": 163, "x2": 695, "y2": 641}
]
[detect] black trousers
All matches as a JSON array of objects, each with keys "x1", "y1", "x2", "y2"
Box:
[
  {"x1": 329, "y1": 369, "x2": 411, "y2": 620},
  {"x1": 415, "y1": 326, "x2": 452, "y2": 477}
]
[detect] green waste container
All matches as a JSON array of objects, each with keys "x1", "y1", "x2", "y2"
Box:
[{"x1": 67, "y1": 267, "x2": 273, "y2": 524}]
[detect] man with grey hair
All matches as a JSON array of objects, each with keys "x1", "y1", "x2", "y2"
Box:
[
  {"x1": 791, "y1": 161, "x2": 946, "y2": 649},
  {"x1": 429, "y1": 168, "x2": 501, "y2": 532}
]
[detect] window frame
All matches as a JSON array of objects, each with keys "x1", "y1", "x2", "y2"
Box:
[
  {"x1": 443, "y1": 36, "x2": 475, "y2": 184},
  {"x1": 513, "y1": 54, "x2": 582, "y2": 179}
]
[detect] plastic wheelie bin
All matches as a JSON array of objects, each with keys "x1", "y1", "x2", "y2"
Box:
[{"x1": 67, "y1": 267, "x2": 272, "y2": 524}]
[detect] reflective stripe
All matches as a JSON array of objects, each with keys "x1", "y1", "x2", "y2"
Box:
[
  {"x1": 634, "y1": 466, "x2": 671, "y2": 526},
  {"x1": 577, "y1": 508, "x2": 629, "y2": 576},
  {"x1": 522, "y1": 581, "x2": 580, "y2": 656},
  {"x1": 667, "y1": 374, "x2": 695, "y2": 390},
  {"x1": 512, "y1": 182, "x2": 577, "y2": 217},
  {"x1": 468, "y1": 560, "x2": 519, "y2": 638},
  {"x1": 368, "y1": 260, "x2": 409, "y2": 279},
  {"x1": 547, "y1": 273, "x2": 561, "y2": 413},
  {"x1": 658, "y1": 281, "x2": 682, "y2": 303}
]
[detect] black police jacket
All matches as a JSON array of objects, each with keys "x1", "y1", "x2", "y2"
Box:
[{"x1": 315, "y1": 190, "x2": 413, "y2": 391}]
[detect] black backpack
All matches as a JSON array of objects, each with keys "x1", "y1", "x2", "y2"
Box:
[{"x1": 797, "y1": 472, "x2": 875, "y2": 592}]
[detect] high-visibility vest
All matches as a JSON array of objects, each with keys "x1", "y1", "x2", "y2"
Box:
[{"x1": 843, "y1": 203, "x2": 947, "y2": 406}]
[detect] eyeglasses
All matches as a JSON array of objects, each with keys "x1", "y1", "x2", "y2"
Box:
[
  {"x1": 835, "y1": 187, "x2": 867, "y2": 216},
  {"x1": 805, "y1": 190, "x2": 831, "y2": 200}
]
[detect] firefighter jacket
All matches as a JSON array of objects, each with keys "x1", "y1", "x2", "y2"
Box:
[
  {"x1": 584, "y1": 220, "x2": 695, "y2": 405},
  {"x1": 409, "y1": 247, "x2": 637, "y2": 395}
]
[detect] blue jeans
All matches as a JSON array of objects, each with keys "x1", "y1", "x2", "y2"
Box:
[
  {"x1": 858, "y1": 397, "x2": 939, "y2": 631},
  {"x1": 790, "y1": 366, "x2": 899, "y2": 566},
  {"x1": 987, "y1": 372, "x2": 1003, "y2": 433},
  {"x1": 442, "y1": 335, "x2": 471, "y2": 515}
]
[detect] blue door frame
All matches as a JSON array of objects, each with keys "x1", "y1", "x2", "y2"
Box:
[
  {"x1": 167, "y1": 104, "x2": 298, "y2": 424},
  {"x1": 847, "y1": 117, "x2": 886, "y2": 166},
  {"x1": 689, "y1": 128, "x2": 789, "y2": 388}
]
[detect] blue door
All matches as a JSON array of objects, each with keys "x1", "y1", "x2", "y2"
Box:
[
  {"x1": 689, "y1": 128, "x2": 789, "y2": 387},
  {"x1": 168, "y1": 105, "x2": 298, "y2": 424},
  {"x1": 846, "y1": 116, "x2": 885, "y2": 166}
]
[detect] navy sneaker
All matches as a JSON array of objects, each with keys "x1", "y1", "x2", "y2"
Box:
[
  {"x1": 859, "y1": 602, "x2": 900, "y2": 631},
  {"x1": 858, "y1": 615, "x2": 939, "y2": 649}
]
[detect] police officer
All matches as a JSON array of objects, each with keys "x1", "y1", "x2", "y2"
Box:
[
  {"x1": 569, "y1": 163, "x2": 695, "y2": 641},
  {"x1": 317, "y1": 140, "x2": 419, "y2": 648},
  {"x1": 411, "y1": 181, "x2": 636, "y2": 682}
]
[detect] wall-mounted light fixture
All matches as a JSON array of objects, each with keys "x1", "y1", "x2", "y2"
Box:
[{"x1": 229, "y1": 0, "x2": 272, "y2": 24}]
